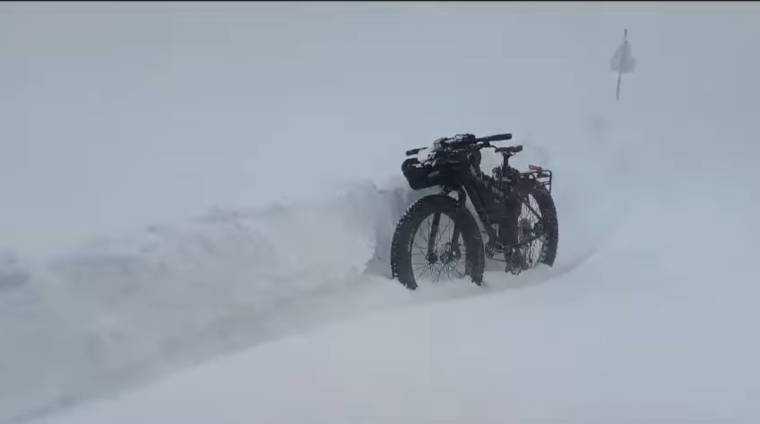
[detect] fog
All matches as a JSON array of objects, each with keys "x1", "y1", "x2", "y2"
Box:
[{"x1": 2, "y1": 3, "x2": 760, "y2": 423}]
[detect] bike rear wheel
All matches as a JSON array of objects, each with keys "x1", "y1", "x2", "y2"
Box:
[{"x1": 503, "y1": 181, "x2": 559, "y2": 272}]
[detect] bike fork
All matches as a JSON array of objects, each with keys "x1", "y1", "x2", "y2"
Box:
[
  {"x1": 426, "y1": 212, "x2": 441, "y2": 261},
  {"x1": 426, "y1": 213, "x2": 463, "y2": 262}
]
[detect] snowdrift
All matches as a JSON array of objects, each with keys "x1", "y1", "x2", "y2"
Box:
[
  {"x1": 17, "y1": 150, "x2": 760, "y2": 424},
  {"x1": 0, "y1": 84, "x2": 659, "y2": 421},
  {"x1": 0, "y1": 179, "x2": 409, "y2": 421},
  {"x1": 2, "y1": 143, "x2": 626, "y2": 423}
]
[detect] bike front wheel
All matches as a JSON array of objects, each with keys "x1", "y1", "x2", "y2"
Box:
[{"x1": 390, "y1": 195, "x2": 484, "y2": 290}]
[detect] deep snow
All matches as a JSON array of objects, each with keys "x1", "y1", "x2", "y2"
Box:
[{"x1": 3, "y1": 3, "x2": 760, "y2": 423}]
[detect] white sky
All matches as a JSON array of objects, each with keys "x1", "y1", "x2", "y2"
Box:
[{"x1": 2, "y1": 2, "x2": 759, "y2": 253}]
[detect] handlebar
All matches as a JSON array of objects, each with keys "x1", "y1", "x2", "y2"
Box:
[
  {"x1": 441, "y1": 132, "x2": 512, "y2": 148},
  {"x1": 405, "y1": 132, "x2": 516, "y2": 156},
  {"x1": 405, "y1": 147, "x2": 426, "y2": 156},
  {"x1": 475, "y1": 133, "x2": 512, "y2": 143}
]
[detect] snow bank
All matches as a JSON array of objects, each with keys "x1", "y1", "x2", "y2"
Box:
[
  {"x1": 1, "y1": 126, "x2": 627, "y2": 422},
  {"x1": 1, "y1": 140, "x2": 624, "y2": 423},
  {"x1": 0, "y1": 179, "x2": 414, "y2": 422},
  {"x1": 25, "y1": 176, "x2": 760, "y2": 424}
]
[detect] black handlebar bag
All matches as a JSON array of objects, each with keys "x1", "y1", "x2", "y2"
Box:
[{"x1": 401, "y1": 158, "x2": 450, "y2": 190}]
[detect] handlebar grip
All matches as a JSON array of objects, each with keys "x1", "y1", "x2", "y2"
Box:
[
  {"x1": 405, "y1": 147, "x2": 426, "y2": 156},
  {"x1": 476, "y1": 133, "x2": 512, "y2": 143}
]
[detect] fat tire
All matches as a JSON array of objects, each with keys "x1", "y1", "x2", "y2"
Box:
[
  {"x1": 390, "y1": 195, "x2": 485, "y2": 290},
  {"x1": 520, "y1": 181, "x2": 559, "y2": 266}
]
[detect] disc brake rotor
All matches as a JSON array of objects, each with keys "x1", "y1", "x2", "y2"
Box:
[{"x1": 410, "y1": 213, "x2": 466, "y2": 284}]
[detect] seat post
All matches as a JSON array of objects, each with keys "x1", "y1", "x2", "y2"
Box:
[{"x1": 500, "y1": 152, "x2": 512, "y2": 173}]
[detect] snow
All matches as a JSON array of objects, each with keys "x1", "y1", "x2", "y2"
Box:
[
  {"x1": 25, "y1": 190, "x2": 760, "y2": 422},
  {"x1": 25, "y1": 175, "x2": 760, "y2": 424},
  {"x1": 2, "y1": 3, "x2": 760, "y2": 424}
]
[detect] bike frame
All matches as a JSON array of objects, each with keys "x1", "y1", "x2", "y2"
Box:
[{"x1": 431, "y1": 152, "x2": 548, "y2": 258}]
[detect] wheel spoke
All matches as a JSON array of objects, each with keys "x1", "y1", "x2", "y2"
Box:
[
  {"x1": 410, "y1": 211, "x2": 469, "y2": 285},
  {"x1": 514, "y1": 192, "x2": 545, "y2": 269}
]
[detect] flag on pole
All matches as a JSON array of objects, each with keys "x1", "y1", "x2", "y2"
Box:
[{"x1": 611, "y1": 29, "x2": 636, "y2": 101}]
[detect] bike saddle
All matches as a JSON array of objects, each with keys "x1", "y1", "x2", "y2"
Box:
[{"x1": 494, "y1": 145, "x2": 523, "y2": 154}]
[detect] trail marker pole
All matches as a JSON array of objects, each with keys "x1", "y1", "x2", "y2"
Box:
[{"x1": 610, "y1": 29, "x2": 636, "y2": 101}]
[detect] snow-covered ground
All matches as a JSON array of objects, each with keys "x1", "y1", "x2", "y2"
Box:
[{"x1": 3, "y1": 3, "x2": 760, "y2": 423}]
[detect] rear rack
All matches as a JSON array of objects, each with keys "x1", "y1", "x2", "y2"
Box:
[{"x1": 522, "y1": 165, "x2": 553, "y2": 193}]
